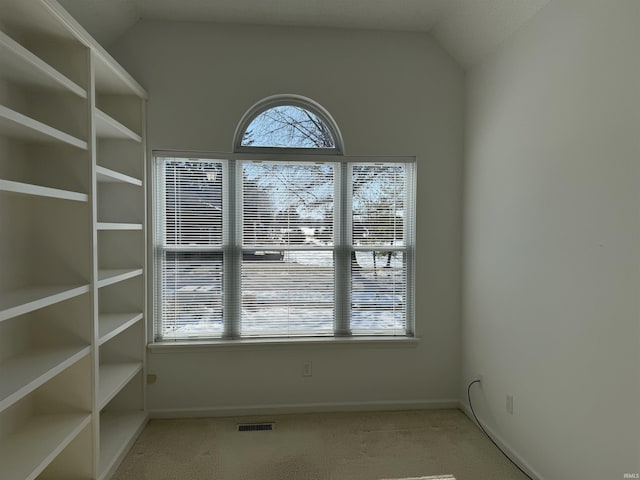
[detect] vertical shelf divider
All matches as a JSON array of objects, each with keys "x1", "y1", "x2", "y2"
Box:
[{"x1": 93, "y1": 46, "x2": 148, "y2": 480}]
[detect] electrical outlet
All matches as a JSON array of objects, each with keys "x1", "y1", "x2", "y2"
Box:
[
  {"x1": 476, "y1": 373, "x2": 483, "y2": 384},
  {"x1": 147, "y1": 374, "x2": 157, "y2": 385},
  {"x1": 506, "y1": 394, "x2": 514, "y2": 414},
  {"x1": 302, "y1": 360, "x2": 312, "y2": 377}
]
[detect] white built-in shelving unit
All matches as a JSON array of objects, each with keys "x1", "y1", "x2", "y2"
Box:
[{"x1": 0, "y1": 1, "x2": 147, "y2": 479}]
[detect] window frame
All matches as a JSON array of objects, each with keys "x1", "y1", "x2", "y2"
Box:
[
  {"x1": 150, "y1": 149, "x2": 417, "y2": 344},
  {"x1": 152, "y1": 151, "x2": 416, "y2": 344}
]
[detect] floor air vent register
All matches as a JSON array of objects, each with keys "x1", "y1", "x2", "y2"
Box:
[{"x1": 236, "y1": 423, "x2": 275, "y2": 432}]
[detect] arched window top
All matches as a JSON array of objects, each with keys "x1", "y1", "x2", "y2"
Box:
[{"x1": 233, "y1": 95, "x2": 344, "y2": 154}]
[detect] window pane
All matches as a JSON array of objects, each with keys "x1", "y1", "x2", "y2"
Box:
[
  {"x1": 160, "y1": 251, "x2": 223, "y2": 339},
  {"x1": 241, "y1": 251, "x2": 334, "y2": 336},
  {"x1": 351, "y1": 250, "x2": 406, "y2": 334},
  {"x1": 242, "y1": 162, "x2": 334, "y2": 247},
  {"x1": 164, "y1": 159, "x2": 223, "y2": 246},
  {"x1": 242, "y1": 105, "x2": 335, "y2": 148},
  {"x1": 352, "y1": 164, "x2": 405, "y2": 247}
]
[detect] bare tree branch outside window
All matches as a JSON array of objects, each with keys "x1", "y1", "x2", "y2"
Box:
[{"x1": 242, "y1": 106, "x2": 335, "y2": 148}]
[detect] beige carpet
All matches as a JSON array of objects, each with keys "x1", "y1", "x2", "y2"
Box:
[{"x1": 112, "y1": 409, "x2": 528, "y2": 480}]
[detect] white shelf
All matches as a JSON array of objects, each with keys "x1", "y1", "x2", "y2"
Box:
[
  {"x1": 0, "y1": 179, "x2": 88, "y2": 202},
  {"x1": 99, "y1": 411, "x2": 147, "y2": 480},
  {"x1": 95, "y1": 109, "x2": 142, "y2": 142},
  {"x1": 98, "y1": 363, "x2": 143, "y2": 410},
  {"x1": 97, "y1": 269, "x2": 143, "y2": 289},
  {"x1": 97, "y1": 222, "x2": 143, "y2": 231},
  {"x1": 0, "y1": 1, "x2": 82, "y2": 44},
  {"x1": 0, "y1": 29, "x2": 86, "y2": 98},
  {"x1": 0, "y1": 345, "x2": 90, "y2": 413},
  {"x1": 96, "y1": 166, "x2": 142, "y2": 186},
  {"x1": 98, "y1": 313, "x2": 143, "y2": 346},
  {"x1": 0, "y1": 285, "x2": 90, "y2": 323},
  {"x1": 0, "y1": 105, "x2": 87, "y2": 149},
  {"x1": 94, "y1": 53, "x2": 147, "y2": 98},
  {"x1": 0, "y1": 413, "x2": 91, "y2": 480}
]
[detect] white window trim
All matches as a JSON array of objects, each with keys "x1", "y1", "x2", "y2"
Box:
[
  {"x1": 148, "y1": 336, "x2": 421, "y2": 353},
  {"x1": 151, "y1": 150, "x2": 416, "y2": 345}
]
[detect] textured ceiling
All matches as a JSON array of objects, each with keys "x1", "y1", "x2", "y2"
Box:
[{"x1": 58, "y1": 0, "x2": 551, "y2": 68}]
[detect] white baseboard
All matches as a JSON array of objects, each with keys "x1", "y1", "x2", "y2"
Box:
[
  {"x1": 149, "y1": 399, "x2": 460, "y2": 419},
  {"x1": 459, "y1": 403, "x2": 544, "y2": 480}
]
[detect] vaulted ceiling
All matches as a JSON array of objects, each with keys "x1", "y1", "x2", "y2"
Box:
[{"x1": 59, "y1": 0, "x2": 552, "y2": 68}]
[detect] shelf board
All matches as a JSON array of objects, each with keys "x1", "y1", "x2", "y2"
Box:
[
  {"x1": 95, "y1": 109, "x2": 142, "y2": 142},
  {"x1": 94, "y1": 52, "x2": 147, "y2": 98},
  {"x1": 96, "y1": 166, "x2": 142, "y2": 186},
  {"x1": 0, "y1": 29, "x2": 87, "y2": 98},
  {"x1": 0, "y1": 104, "x2": 88, "y2": 149},
  {"x1": 0, "y1": 345, "x2": 90, "y2": 413},
  {"x1": 0, "y1": 1, "x2": 83, "y2": 44},
  {"x1": 0, "y1": 412, "x2": 91, "y2": 480},
  {"x1": 98, "y1": 362, "x2": 143, "y2": 410},
  {"x1": 0, "y1": 285, "x2": 90, "y2": 323},
  {"x1": 97, "y1": 269, "x2": 143, "y2": 289},
  {"x1": 99, "y1": 411, "x2": 147, "y2": 480},
  {"x1": 96, "y1": 222, "x2": 143, "y2": 231},
  {"x1": 99, "y1": 313, "x2": 143, "y2": 346},
  {"x1": 0, "y1": 179, "x2": 88, "y2": 202}
]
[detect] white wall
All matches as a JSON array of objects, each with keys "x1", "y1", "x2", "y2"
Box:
[
  {"x1": 110, "y1": 21, "x2": 465, "y2": 414},
  {"x1": 463, "y1": 1, "x2": 640, "y2": 479}
]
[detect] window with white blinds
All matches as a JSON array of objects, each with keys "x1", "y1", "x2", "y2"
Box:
[
  {"x1": 350, "y1": 164, "x2": 410, "y2": 335},
  {"x1": 155, "y1": 159, "x2": 224, "y2": 339},
  {"x1": 154, "y1": 155, "x2": 415, "y2": 341},
  {"x1": 242, "y1": 162, "x2": 335, "y2": 336}
]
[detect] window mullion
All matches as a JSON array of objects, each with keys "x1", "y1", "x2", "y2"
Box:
[
  {"x1": 405, "y1": 163, "x2": 416, "y2": 336},
  {"x1": 223, "y1": 160, "x2": 241, "y2": 339},
  {"x1": 154, "y1": 160, "x2": 166, "y2": 341},
  {"x1": 334, "y1": 162, "x2": 351, "y2": 336}
]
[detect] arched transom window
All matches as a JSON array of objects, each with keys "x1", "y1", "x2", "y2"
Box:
[{"x1": 233, "y1": 95, "x2": 343, "y2": 154}]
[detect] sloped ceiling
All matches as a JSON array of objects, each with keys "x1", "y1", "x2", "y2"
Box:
[{"x1": 58, "y1": 0, "x2": 551, "y2": 68}]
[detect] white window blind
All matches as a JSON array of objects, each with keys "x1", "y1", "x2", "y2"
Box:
[
  {"x1": 154, "y1": 155, "x2": 415, "y2": 341},
  {"x1": 241, "y1": 162, "x2": 335, "y2": 336},
  {"x1": 155, "y1": 158, "x2": 225, "y2": 339},
  {"x1": 349, "y1": 164, "x2": 412, "y2": 335}
]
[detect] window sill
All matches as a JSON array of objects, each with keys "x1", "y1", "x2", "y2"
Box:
[{"x1": 148, "y1": 336, "x2": 420, "y2": 353}]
